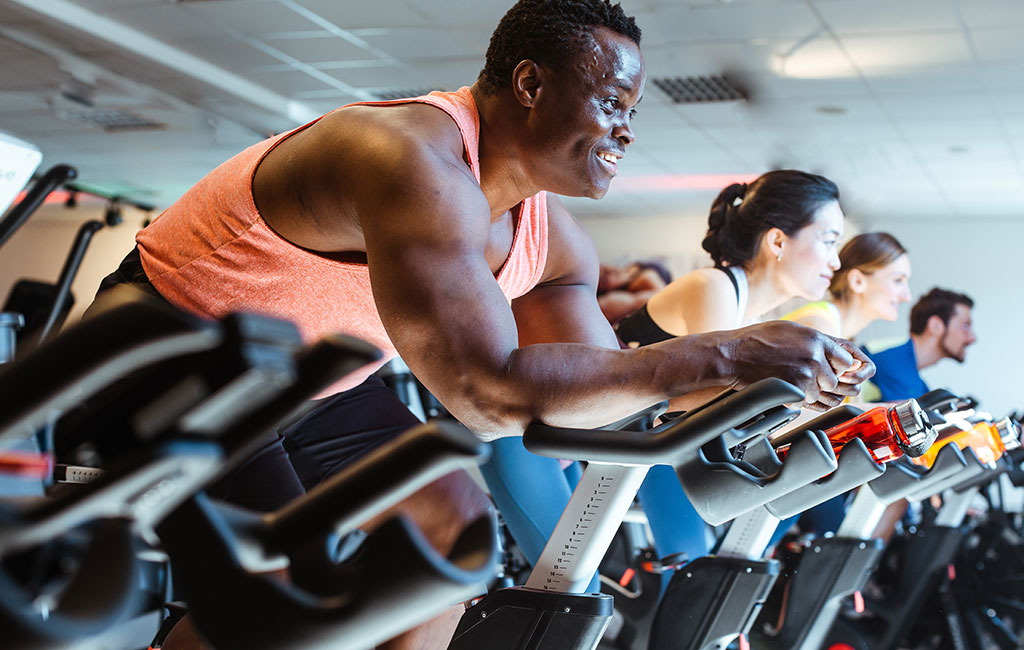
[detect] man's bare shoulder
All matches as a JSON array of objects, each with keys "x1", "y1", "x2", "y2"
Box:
[{"x1": 313, "y1": 102, "x2": 468, "y2": 172}]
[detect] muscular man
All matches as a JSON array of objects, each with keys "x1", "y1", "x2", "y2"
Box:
[
  {"x1": 97, "y1": 1, "x2": 873, "y2": 647},
  {"x1": 864, "y1": 287, "x2": 976, "y2": 401}
]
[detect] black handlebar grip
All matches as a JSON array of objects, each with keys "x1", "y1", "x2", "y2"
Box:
[{"x1": 523, "y1": 379, "x2": 804, "y2": 465}]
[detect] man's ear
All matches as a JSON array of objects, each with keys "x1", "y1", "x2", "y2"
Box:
[
  {"x1": 927, "y1": 314, "x2": 946, "y2": 336},
  {"x1": 512, "y1": 60, "x2": 542, "y2": 108}
]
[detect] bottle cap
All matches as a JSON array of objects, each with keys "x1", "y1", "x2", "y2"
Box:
[
  {"x1": 995, "y1": 417, "x2": 1021, "y2": 451},
  {"x1": 893, "y1": 399, "x2": 937, "y2": 457}
]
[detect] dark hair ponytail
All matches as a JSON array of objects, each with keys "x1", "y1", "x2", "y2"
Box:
[{"x1": 701, "y1": 170, "x2": 840, "y2": 267}]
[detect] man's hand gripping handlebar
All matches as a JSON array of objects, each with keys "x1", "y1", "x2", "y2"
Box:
[{"x1": 718, "y1": 321, "x2": 874, "y2": 412}]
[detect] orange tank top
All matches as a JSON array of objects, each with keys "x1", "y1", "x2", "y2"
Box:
[{"x1": 137, "y1": 87, "x2": 549, "y2": 395}]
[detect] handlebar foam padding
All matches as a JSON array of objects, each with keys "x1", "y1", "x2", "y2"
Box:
[
  {"x1": 523, "y1": 378, "x2": 804, "y2": 465},
  {"x1": 0, "y1": 440, "x2": 223, "y2": 555},
  {"x1": 264, "y1": 420, "x2": 489, "y2": 549},
  {"x1": 868, "y1": 443, "x2": 967, "y2": 503},
  {"x1": 0, "y1": 517, "x2": 140, "y2": 649},
  {"x1": 949, "y1": 454, "x2": 1004, "y2": 493},
  {"x1": 678, "y1": 429, "x2": 837, "y2": 526},
  {"x1": 0, "y1": 290, "x2": 222, "y2": 444},
  {"x1": 914, "y1": 388, "x2": 963, "y2": 412},
  {"x1": 766, "y1": 437, "x2": 885, "y2": 519},
  {"x1": 902, "y1": 446, "x2": 989, "y2": 500},
  {"x1": 160, "y1": 497, "x2": 498, "y2": 650}
]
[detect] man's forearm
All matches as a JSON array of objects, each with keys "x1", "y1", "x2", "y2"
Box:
[{"x1": 441, "y1": 333, "x2": 733, "y2": 439}]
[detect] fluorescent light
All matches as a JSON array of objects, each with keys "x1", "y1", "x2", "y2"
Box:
[{"x1": 11, "y1": 0, "x2": 320, "y2": 125}]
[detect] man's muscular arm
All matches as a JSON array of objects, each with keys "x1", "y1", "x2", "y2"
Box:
[{"x1": 346, "y1": 111, "x2": 869, "y2": 438}]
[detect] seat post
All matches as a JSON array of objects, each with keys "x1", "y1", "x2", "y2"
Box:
[{"x1": 525, "y1": 463, "x2": 651, "y2": 593}]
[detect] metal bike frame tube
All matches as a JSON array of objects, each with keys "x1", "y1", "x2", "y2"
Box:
[
  {"x1": 526, "y1": 463, "x2": 651, "y2": 593},
  {"x1": 934, "y1": 486, "x2": 979, "y2": 527},
  {"x1": 716, "y1": 507, "x2": 781, "y2": 560},
  {"x1": 836, "y1": 486, "x2": 889, "y2": 539}
]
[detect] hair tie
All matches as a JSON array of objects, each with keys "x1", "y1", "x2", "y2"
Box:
[{"x1": 731, "y1": 183, "x2": 748, "y2": 207}]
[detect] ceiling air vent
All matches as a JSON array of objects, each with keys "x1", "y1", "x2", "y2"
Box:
[
  {"x1": 57, "y1": 107, "x2": 166, "y2": 132},
  {"x1": 651, "y1": 75, "x2": 747, "y2": 104},
  {"x1": 372, "y1": 88, "x2": 440, "y2": 101}
]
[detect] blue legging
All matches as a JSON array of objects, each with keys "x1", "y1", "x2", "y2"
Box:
[
  {"x1": 635, "y1": 464, "x2": 712, "y2": 564},
  {"x1": 478, "y1": 436, "x2": 599, "y2": 592}
]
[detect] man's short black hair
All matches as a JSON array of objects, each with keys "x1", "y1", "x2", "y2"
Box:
[
  {"x1": 910, "y1": 287, "x2": 975, "y2": 334},
  {"x1": 479, "y1": 0, "x2": 641, "y2": 94}
]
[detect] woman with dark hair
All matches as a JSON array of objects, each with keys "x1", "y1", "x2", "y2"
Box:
[
  {"x1": 616, "y1": 169, "x2": 847, "y2": 566},
  {"x1": 617, "y1": 169, "x2": 843, "y2": 348},
  {"x1": 785, "y1": 232, "x2": 911, "y2": 339}
]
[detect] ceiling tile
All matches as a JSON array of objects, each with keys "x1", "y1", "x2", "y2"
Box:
[
  {"x1": 71, "y1": 0, "x2": 165, "y2": 8},
  {"x1": 101, "y1": 3, "x2": 225, "y2": 41},
  {"x1": 813, "y1": 0, "x2": 961, "y2": 35},
  {"x1": 628, "y1": 6, "x2": 716, "y2": 48},
  {"x1": 405, "y1": 60, "x2": 480, "y2": 90},
  {"x1": 357, "y1": 28, "x2": 484, "y2": 60},
  {"x1": 955, "y1": 0, "x2": 1024, "y2": 29},
  {"x1": 968, "y1": 27, "x2": 1024, "y2": 63},
  {"x1": 840, "y1": 32, "x2": 973, "y2": 74},
  {"x1": 745, "y1": 96, "x2": 888, "y2": 125},
  {"x1": 257, "y1": 33, "x2": 369, "y2": 61},
  {"x1": 909, "y1": 137, "x2": 1012, "y2": 161},
  {"x1": 863, "y1": 63, "x2": 987, "y2": 95},
  {"x1": 325, "y1": 65, "x2": 425, "y2": 92},
  {"x1": 245, "y1": 68, "x2": 336, "y2": 95},
  {"x1": 169, "y1": 36, "x2": 283, "y2": 73},
  {"x1": 688, "y1": 2, "x2": 823, "y2": 40},
  {"x1": 179, "y1": 0, "x2": 319, "y2": 35},
  {"x1": 895, "y1": 116, "x2": 1003, "y2": 141},
  {"x1": 749, "y1": 73, "x2": 867, "y2": 100},
  {"x1": 413, "y1": 0, "x2": 508, "y2": 29},
  {"x1": 291, "y1": 0, "x2": 434, "y2": 29},
  {"x1": 877, "y1": 93, "x2": 993, "y2": 120}
]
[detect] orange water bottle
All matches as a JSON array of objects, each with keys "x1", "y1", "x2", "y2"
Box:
[
  {"x1": 912, "y1": 417, "x2": 1020, "y2": 468},
  {"x1": 775, "y1": 400, "x2": 935, "y2": 463}
]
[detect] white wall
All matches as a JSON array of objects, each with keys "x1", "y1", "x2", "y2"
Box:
[
  {"x1": 0, "y1": 203, "x2": 146, "y2": 327},
  {"x1": 583, "y1": 213, "x2": 1023, "y2": 418}
]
